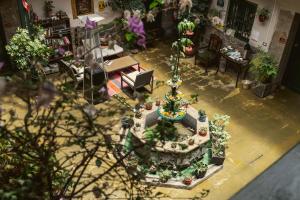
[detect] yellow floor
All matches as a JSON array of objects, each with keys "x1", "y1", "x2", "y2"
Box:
[{"x1": 121, "y1": 40, "x2": 300, "y2": 199}]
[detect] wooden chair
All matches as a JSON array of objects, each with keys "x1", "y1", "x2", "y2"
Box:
[
  {"x1": 121, "y1": 70, "x2": 154, "y2": 98},
  {"x1": 195, "y1": 34, "x2": 223, "y2": 73}
]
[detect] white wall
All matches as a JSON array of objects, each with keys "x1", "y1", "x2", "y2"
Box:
[
  {"x1": 29, "y1": 0, "x2": 121, "y2": 27},
  {"x1": 210, "y1": 0, "x2": 279, "y2": 51}
]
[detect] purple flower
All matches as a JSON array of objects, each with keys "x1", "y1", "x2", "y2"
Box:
[{"x1": 85, "y1": 17, "x2": 97, "y2": 30}]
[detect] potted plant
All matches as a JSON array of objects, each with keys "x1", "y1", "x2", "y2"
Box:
[
  {"x1": 149, "y1": 165, "x2": 157, "y2": 174},
  {"x1": 159, "y1": 170, "x2": 172, "y2": 183},
  {"x1": 121, "y1": 116, "x2": 134, "y2": 129},
  {"x1": 198, "y1": 127, "x2": 208, "y2": 136},
  {"x1": 211, "y1": 145, "x2": 226, "y2": 166},
  {"x1": 135, "y1": 111, "x2": 142, "y2": 119},
  {"x1": 250, "y1": 50, "x2": 278, "y2": 98},
  {"x1": 45, "y1": 1, "x2": 55, "y2": 18},
  {"x1": 178, "y1": 19, "x2": 195, "y2": 36},
  {"x1": 209, "y1": 114, "x2": 231, "y2": 165},
  {"x1": 145, "y1": 97, "x2": 153, "y2": 110},
  {"x1": 257, "y1": 8, "x2": 270, "y2": 23},
  {"x1": 198, "y1": 110, "x2": 207, "y2": 122},
  {"x1": 194, "y1": 162, "x2": 208, "y2": 178},
  {"x1": 182, "y1": 175, "x2": 193, "y2": 185},
  {"x1": 133, "y1": 122, "x2": 141, "y2": 132}
]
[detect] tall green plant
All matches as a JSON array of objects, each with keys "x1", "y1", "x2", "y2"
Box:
[
  {"x1": 6, "y1": 28, "x2": 50, "y2": 73},
  {"x1": 250, "y1": 51, "x2": 278, "y2": 83}
]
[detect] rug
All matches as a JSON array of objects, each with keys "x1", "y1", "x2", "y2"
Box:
[{"x1": 107, "y1": 65, "x2": 143, "y2": 97}]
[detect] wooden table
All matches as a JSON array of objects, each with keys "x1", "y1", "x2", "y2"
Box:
[
  {"x1": 217, "y1": 53, "x2": 250, "y2": 87},
  {"x1": 104, "y1": 56, "x2": 140, "y2": 73}
]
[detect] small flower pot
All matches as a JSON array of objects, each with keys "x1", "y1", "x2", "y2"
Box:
[
  {"x1": 195, "y1": 170, "x2": 207, "y2": 179},
  {"x1": 259, "y1": 15, "x2": 267, "y2": 23},
  {"x1": 145, "y1": 103, "x2": 153, "y2": 110},
  {"x1": 199, "y1": 129, "x2": 207, "y2": 137},
  {"x1": 185, "y1": 30, "x2": 194, "y2": 36},
  {"x1": 188, "y1": 138, "x2": 194, "y2": 145},
  {"x1": 184, "y1": 46, "x2": 193, "y2": 55},
  {"x1": 182, "y1": 177, "x2": 193, "y2": 185},
  {"x1": 211, "y1": 156, "x2": 225, "y2": 166}
]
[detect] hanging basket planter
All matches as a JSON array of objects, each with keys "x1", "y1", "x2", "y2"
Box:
[
  {"x1": 259, "y1": 15, "x2": 267, "y2": 23},
  {"x1": 184, "y1": 46, "x2": 194, "y2": 56}
]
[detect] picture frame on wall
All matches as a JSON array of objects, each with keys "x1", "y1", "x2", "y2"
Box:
[{"x1": 71, "y1": 0, "x2": 94, "y2": 18}]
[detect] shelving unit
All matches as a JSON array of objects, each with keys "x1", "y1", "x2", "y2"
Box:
[{"x1": 39, "y1": 18, "x2": 73, "y2": 74}]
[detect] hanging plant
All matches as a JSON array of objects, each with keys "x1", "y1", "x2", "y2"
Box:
[{"x1": 178, "y1": 19, "x2": 195, "y2": 35}]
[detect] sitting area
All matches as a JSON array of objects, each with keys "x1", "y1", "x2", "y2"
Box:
[{"x1": 121, "y1": 70, "x2": 154, "y2": 98}]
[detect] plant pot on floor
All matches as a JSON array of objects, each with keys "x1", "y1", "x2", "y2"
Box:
[
  {"x1": 253, "y1": 82, "x2": 273, "y2": 98},
  {"x1": 211, "y1": 156, "x2": 225, "y2": 166}
]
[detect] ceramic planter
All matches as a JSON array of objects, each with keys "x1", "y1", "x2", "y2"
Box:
[
  {"x1": 199, "y1": 129, "x2": 207, "y2": 137},
  {"x1": 182, "y1": 177, "x2": 193, "y2": 185},
  {"x1": 145, "y1": 103, "x2": 153, "y2": 110}
]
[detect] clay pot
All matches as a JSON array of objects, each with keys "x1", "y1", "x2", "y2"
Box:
[
  {"x1": 259, "y1": 15, "x2": 267, "y2": 22},
  {"x1": 145, "y1": 103, "x2": 153, "y2": 110},
  {"x1": 182, "y1": 177, "x2": 193, "y2": 185},
  {"x1": 185, "y1": 30, "x2": 194, "y2": 36},
  {"x1": 188, "y1": 139, "x2": 194, "y2": 145},
  {"x1": 185, "y1": 46, "x2": 193, "y2": 55},
  {"x1": 199, "y1": 129, "x2": 207, "y2": 137}
]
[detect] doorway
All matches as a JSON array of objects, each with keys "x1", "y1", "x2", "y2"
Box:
[
  {"x1": 283, "y1": 14, "x2": 300, "y2": 93},
  {"x1": 0, "y1": 12, "x2": 7, "y2": 61}
]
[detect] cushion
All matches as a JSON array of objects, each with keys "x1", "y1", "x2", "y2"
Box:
[{"x1": 122, "y1": 71, "x2": 140, "y2": 86}]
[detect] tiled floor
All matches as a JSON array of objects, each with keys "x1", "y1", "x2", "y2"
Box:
[{"x1": 120, "y1": 40, "x2": 300, "y2": 199}]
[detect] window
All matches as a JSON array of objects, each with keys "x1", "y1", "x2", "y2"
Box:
[
  {"x1": 226, "y1": 0, "x2": 257, "y2": 42},
  {"x1": 71, "y1": 0, "x2": 94, "y2": 18}
]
